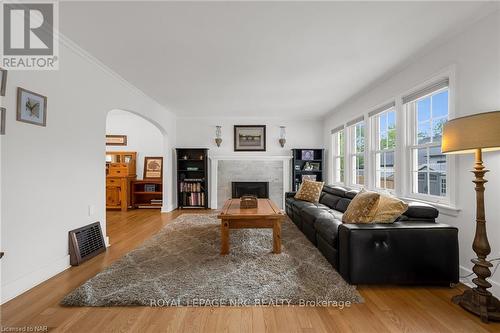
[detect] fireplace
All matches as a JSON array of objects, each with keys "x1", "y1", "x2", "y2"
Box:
[{"x1": 232, "y1": 182, "x2": 269, "y2": 199}]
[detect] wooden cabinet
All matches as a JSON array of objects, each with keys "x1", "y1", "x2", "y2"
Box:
[
  {"x1": 131, "y1": 180, "x2": 163, "y2": 208},
  {"x1": 106, "y1": 151, "x2": 137, "y2": 211}
]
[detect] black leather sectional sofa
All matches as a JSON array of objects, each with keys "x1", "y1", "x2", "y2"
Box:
[{"x1": 285, "y1": 185, "x2": 459, "y2": 285}]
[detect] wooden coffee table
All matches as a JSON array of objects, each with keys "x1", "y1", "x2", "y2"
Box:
[{"x1": 217, "y1": 198, "x2": 285, "y2": 255}]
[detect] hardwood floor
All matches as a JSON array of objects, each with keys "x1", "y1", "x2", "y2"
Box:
[{"x1": 1, "y1": 209, "x2": 499, "y2": 332}]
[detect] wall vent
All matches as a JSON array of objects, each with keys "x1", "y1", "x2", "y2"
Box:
[{"x1": 69, "y1": 222, "x2": 106, "y2": 266}]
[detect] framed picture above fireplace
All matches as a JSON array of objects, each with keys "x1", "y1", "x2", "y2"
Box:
[{"x1": 234, "y1": 125, "x2": 266, "y2": 151}]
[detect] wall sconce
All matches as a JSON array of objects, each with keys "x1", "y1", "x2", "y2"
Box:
[
  {"x1": 215, "y1": 125, "x2": 222, "y2": 147},
  {"x1": 279, "y1": 126, "x2": 286, "y2": 148}
]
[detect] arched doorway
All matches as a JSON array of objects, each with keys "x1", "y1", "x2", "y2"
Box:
[{"x1": 104, "y1": 109, "x2": 172, "y2": 241}]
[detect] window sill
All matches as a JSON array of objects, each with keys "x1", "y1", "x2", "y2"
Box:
[{"x1": 400, "y1": 196, "x2": 461, "y2": 217}]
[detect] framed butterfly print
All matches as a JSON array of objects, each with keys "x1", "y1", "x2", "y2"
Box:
[{"x1": 17, "y1": 87, "x2": 47, "y2": 127}]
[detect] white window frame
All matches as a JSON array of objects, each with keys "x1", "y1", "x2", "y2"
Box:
[
  {"x1": 348, "y1": 120, "x2": 366, "y2": 188},
  {"x1": 325, "y1": 68, "x2": 457, "y2": 213},
  {"x1": 331, "y1": 129, "x2": 345, "y2": 184},
  {"x1": 371, "y1": 106, "x2": 397, "y2": 192},
  {"x1": 402, "y1": 75, "x2": 456, "y2": 207}
]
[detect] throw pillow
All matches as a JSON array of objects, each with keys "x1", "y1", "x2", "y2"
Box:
[
  {"x1": 294, "y1": 180, "x2": 324, "y2": 203},
  {"x1": 373, "y1": 194, "x2": 409, "y2": 223},
  {"x1": 342, "y1": 189, "x2": 380, "y2": 224}
]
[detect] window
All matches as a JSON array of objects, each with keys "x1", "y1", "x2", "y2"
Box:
[
  {"x1": 373, "y1": 107, "x2": 396, "y2": 190},
  {"x1": 331, "y1": 128, "x2": 345, "y2": 183},
  {"x1": 349, "y1": 120, "x2": 365, "y2": 186},
  {"x1": 406, "y1": 86, "x2": 449, "y2": 198}
]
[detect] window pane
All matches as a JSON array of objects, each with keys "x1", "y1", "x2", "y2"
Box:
[
  {"x1": 340, "y1": 156, "x2": 344, "y2": 183},
  {"x1": 432, "y1": 90, "x2": 448, "y2": 118},
  {"x1": 356, "y1": 123, "x2": 364, "y2": 153},
  {"x1": 417, "y1": 172, "x2": 428, "y2": 194},
  {"x1": 432, "y1": 117, "x2": 447, "y2": 143},
  {"x1": 429, "y1": 172, "x2": 445, "y2": 196},
  {"x1": 356, "y1": 155, "x2": 364, "y2": 185},
  {"x1": 339, "y1": 131, "x2": 345, "y2": 155},
  {"x1": 417, "y1": 97, "x2": 431, "y2": 122},
  {"x1": 429, "y1": 146, "x2": 446, "y2": 172},
  {"x1": 417, "y1": 121, "x2": 431, "y2": 144},
  {"x1": 417, "y1": 148, "x2": 428, "y2": 171},
  {"x1": 387, "y1": 111, "x2": 396, "y2": 128},
  {"x1": 385, "y1": 171, "x2": 395, "y2": 189},
  {"x1": 385, "y1": 151, "x2": 395, "y2": 169}
]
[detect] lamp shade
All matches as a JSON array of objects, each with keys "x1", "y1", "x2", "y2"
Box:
[{"x1": 442, "y1": 111, "x2": 500, "y2": 154}]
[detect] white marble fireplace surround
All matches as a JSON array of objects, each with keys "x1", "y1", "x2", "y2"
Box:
[{"x1": 210, "y1": 155, "x2": 292, "y2": 209}]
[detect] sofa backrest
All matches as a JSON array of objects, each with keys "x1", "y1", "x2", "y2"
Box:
[{"x1": 319, "y1": 185, "x2": 439, "y2": 222}]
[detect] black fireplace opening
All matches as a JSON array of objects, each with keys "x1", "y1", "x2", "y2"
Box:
[{"x1": 232, "y1": 182, "x2": 269, "y2": 199}]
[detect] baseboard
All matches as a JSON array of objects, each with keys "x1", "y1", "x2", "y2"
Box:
[
  {"x1": 161, "y1": 204, "x2": 175, "y2": 213},
  {"x1": 460, "y1": 265, "x2": 500, "y2": 298},
  {"x1": 105, "y1": 236, "x2": 110, "y2": 247},
  {"x1": 1, "y1": 255, "x2": 71, "y2": 304}
]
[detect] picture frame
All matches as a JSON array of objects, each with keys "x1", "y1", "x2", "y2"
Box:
[
  {"x1": 144, "y1": 156, "x2": 163, "y2": 179},
  {"x1": 234, "y1": 125, "x2": 266, "y2": 151},
  {"x1": 144, "y1": 184, "x2": 156, "y2": 192},
  {"x1": 0, "y1": 107, "x2": 5, "y2": 135},
  {"x1": 310, "y1": 162, "x2": 321, "y2": 171},
  {"x1": 302, "y1": 174, "x2": 317, "y2": 181},
  {"x1": 301, "y1": 149, "x2": 314, "y2": 160},
  {"x1": 106, "y1": 134, "x2": 128, "y2": 146},
  {"x1": 0, "y1": 68, "x2": 7, "y2": 96},
  {"x1": 16, "y1": 87, "x2": 47, "y2": 127}
]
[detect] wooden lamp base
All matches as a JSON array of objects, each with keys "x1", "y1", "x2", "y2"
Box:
[
  {"x1": 453, "y1": 288, "x2": 500, "y2": 322},
  {"x1": 453, "y1": 149, "x2": 500, "y2": 323}
]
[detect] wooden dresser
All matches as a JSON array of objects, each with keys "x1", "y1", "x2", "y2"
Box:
[{"x1": 106, "y1": 151, "x2": 137, "y2": 211}]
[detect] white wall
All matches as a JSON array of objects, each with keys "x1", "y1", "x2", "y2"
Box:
[
  {"x1": 176, "y1": 117, "x2": 324, "y2": 156},
  {"x1": 323, "y1": 11, "x2": 500, "y2": 295},
  {"x1": 106, "y1": 110, "x2": 163, "y2": 179},
  {"x1": 0, "y1": 39, "x2": 177, "y2": 303}
]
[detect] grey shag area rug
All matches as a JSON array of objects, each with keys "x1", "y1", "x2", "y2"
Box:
[{"x1": 61, "y1": 214, "x2": 362, "y2": 306}]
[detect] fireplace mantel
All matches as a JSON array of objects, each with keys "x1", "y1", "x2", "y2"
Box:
[{"x1": 210, "y1": 155, "x2": 292, "y2": 209}]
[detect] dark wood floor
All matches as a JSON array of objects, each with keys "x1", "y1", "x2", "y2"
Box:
[{"x1": 1, "y1": 209, "x2": 499, "y2": 332}]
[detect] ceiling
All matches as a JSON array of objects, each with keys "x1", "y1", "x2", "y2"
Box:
[{"x1": 60, "y1": 1, "x2": 496, "y2": 118}]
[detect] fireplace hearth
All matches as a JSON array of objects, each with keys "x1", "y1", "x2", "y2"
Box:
[{"x1": 232, "y1": 182, "x2": 269, "y2": 199}]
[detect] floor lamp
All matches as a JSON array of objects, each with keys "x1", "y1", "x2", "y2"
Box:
[{"x1": 442, "y1": 110, "x2": 500, "y2": 323}]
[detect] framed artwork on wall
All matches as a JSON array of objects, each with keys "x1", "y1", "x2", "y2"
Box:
[
  {"x1": 144, "y1": 156, "x2": 163, "y2": 179},
  {"x1": 16, "y1": 87, "x2": 47, "y2": 127},
  {"x1": 106, "y1": 134, "x2": 128, "y2": 146},
  {"x1": 234, "y1": 125, "x2": 266, "y2": 151},
  {"x1": 0, "y1": 68, "x2": 7, "y2": 96},
  {"x1": 301, "y1": 149, "x2": 314, "y2": 160}
]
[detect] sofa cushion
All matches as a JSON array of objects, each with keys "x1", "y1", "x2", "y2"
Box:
[
  {"x1": 373, "y1": 194, "x2": 409, "y2": 223},
  {"x1": 295, "y1": 180, "x2": 324, "y2": 203},
  {"x1": 315, "y1": 215, "x2": 343, "y2": 248},
  {"x1": 342, "y1": 189, "x2": 380, "y2": 223},
  {"x1": 301, "y1": 206, "x2": 336, "y2": 226},
  {"x1": 319, "y1": 193, "x2": 342, "y2": 209},
  {"x1": 335, "y1": 198, "x2": 351, "y2": 213},
  {"x1": 322, "y1": 185, "x2": 349, "y2": 197},
  {"x1": 404, "y1": 202, "x2": 439, "y2": 220}
]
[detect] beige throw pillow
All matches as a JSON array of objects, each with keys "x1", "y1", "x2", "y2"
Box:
[
  {"x1": 342, "y1": 189, "x2": 380, "y2": 224},
  {"x1": 373, "y1": 194, "x2": 408, "y2": 223},
  {"x1": 294, "y1": 180, "x2": 324, "y2": 203}
]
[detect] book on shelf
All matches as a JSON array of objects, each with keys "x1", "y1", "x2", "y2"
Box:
[
  {"x1": 182, "y1": 192, "x2": 205, "y2": 206},
  {"x1": 180, "y1": 182, "x2": 203, "y2": 192},
  {"x1": 150, "y1": 199, "x2": 162, "y2": 205}
]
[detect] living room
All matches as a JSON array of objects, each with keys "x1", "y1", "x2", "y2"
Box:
[{"x1": 1, "y1": 1, "x2": 500, "y2": 332}]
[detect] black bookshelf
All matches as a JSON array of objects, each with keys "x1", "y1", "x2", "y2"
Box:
[
  {"x1": 176, "y1": 148, "x2": 209, "y2": 209},
  {"x1": 291, "y1": 149, "x2": 324, "y2": 191}
]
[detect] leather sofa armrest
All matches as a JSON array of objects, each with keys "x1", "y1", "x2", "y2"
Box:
[
  {"x1": 338, "y1": 222, "x2": 459, "y2": 285},
  {"x1": 285, "y1": 192, "x2": 297, "y2": 198}
]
